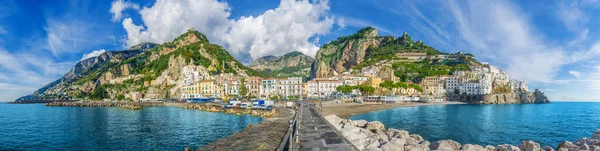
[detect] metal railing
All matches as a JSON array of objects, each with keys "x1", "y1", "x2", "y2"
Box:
[{"x1": 277, "y1": 102, "x2": 301, "y2": 151}]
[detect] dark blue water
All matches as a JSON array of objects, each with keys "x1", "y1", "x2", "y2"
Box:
[
  {"x1": 349, "y1": 102, "x2": 600, "y2": 147},
  {"x1": 0, "y1": 103, "x2": 262, "y2": 150}
]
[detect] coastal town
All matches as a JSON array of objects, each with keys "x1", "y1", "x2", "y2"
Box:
[{"x1": 175, "y1": 52, "x2": 531, "y2": 104}]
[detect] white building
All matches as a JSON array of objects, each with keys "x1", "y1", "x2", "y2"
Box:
[
  {"x1": 509, "y1": 80, "x2": 528, "y2": 92},
  {"x1": 260, "y1": 78, "x2": 277, "y2": 98},
  {"x1": 307, "y1": 78, "x2": 342, "y2": 98},
  {"x1": 276, "y1": 77, "x2": 303, "y2": 98}
]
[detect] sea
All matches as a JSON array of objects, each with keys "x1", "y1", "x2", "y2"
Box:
[
  {"x1": 0, "y1": 103, "x2": 262, "y2": 150},
  {"x1": 349, "y1": 102, "x2": 600, "y2": 148}
]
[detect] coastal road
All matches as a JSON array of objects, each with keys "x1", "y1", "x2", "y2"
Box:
[{"x1": 298, "y1": 101, "x2": 355, "y2": 151}]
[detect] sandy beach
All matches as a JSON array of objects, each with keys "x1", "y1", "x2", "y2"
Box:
[{"x1": 321, "y1": 101, "x2": 465, "y2": 118}]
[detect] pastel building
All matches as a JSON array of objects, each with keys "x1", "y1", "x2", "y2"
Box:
[{"x1": 307, "y1": 78, "x2": 342, "y2": 98}]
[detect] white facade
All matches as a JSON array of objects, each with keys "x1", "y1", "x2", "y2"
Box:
[
  {"x1": 277, "y1": 77, "x2": 303, "y2": 97},
  {"x1": 260, "y1": 78, "x2": 277, "y2": 98},
  {"x1": 307, "y1": 79, "x2": 342, "y2": 98}
]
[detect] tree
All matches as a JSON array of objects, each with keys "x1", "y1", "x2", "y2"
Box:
[
  {"x1": 336, "y1": 85, "x2": 354, "y2": 94},
  {"x1": 395, "y1": 82, "x2": 408, "y2": 89},
  {"x1": 270, "y1": 95, "x2": 279, "y2": 100},
  {"x1": 454, "y1": 88, "x2": 460, "y2": 95},
  {"x1": 409, "y1": 84, "x2": 423, "y2": 92},
  {"x1": 356, "y1": 85, "x2": 375, "y2": 95},
  {"x1": 239, "y1": 77, "x2": 248, "y2": 99},
  {"x1": 379, "y1": 80, "x2": 396, "y2": 95}
]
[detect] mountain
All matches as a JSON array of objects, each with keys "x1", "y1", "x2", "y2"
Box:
[
  {"x1": 17, "y1": 29, "x2": 261, "y2": 101},
  {"x1": 249, "y1": 51, "x2": 315, "y2": 79},
  {"x1": 310, "y1": 27, "x2": 478, "y2": 83}
]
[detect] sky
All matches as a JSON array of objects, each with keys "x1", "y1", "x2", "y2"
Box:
[{"x1": 1, "y1": 0, "x2": 600, "y2": 102}]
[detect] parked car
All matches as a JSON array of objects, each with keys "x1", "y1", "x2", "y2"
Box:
[
  {"x1": 240, "y1": 102, "x2": 252, "y2": 109},
  {"x1": 265, "y1": 105, "x2": 273, "y2": 111},
  {"x1": 223, "y1": 103, "x2": 234, "y2": 109}
]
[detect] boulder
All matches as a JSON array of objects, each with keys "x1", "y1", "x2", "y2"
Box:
[
  {"x1": 386, "y1": 128, "x2": 409, "y2": 139},
  {"x1": 557, "y1": 141, "x2": 579, "y2": 151},
  {"x1": 430, "y1": 139, "x2": 462, "y2": 150},
  {"x1": 405, "y1": 144, "x2": 430, "y2": 151},
  {"x1": 379, "y1": 138, "x2": 405, "y2": 151},
  {"x1": 485, "y1": 145, "x2": 496, "y2": 151},
  {"x1": 461, "y1": 144, "x2": 486, "y2": 151},
  {"x1": 592, "y1": 131, "x2": 600, "y2": 139},
  {"x1": 519, "y1": 140, "x2": 541, "y2": 151},
  {"x1": 341, "y1": 119, "x2": 353, "y2": 125},
  {"x1": 495, "y1": 144, "x2": 521, "y2": 151},
  {"x1": 586, "y1": 138, "x2": 600, "y2": 146},
  {"x1": 371, "y1": 133, "x2": 389, "y2": 144},
  {"x1": 405, "y1": 137, "x2": 420, "y2": 145},
  {"x1": 354, "y1": 120, "x2": 368, "y2": 128},
  {"x1": 541, "y1": 146, "x2": 554, "y2": 151},
  {"x1": 419, "y1": 140, "x2": 431, "y2": 147},
  {"x1": 410, "y1": 134, "x2": 424, "y2": 142},
  {"x1": 366, "y1": 121, "x2": 386, "y2": 133},
  {"x1": 361, "y1": 138, "x2": 381, "y2": 150},
  {"x1": 341, "y1": 126, "x2": 366, "y2": 141},
  {"x1": 366, "y1": 148, "x2": 383, "y2": 151},
  {"x1": 579, "y1": 144, "x2": 590, "y2": 150}
]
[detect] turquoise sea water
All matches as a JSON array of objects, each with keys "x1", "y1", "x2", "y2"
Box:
[
  {"x1": 0, "y1": 103, "x2": 262, "y2": 150},
  {"x1": 349, "y1": 102, "x2": 600, "y2": 148}
]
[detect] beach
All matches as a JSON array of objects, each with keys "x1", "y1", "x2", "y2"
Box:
[{"x1": 321, "y1": 101, "x2": 465, "y2": 118}]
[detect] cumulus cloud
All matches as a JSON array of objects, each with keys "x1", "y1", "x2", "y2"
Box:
[
  {"x1": 222, "y1": 0, "x2": 334, "y2": 59},
  {"x1": 113, "y1": 0, "x2": 335, "y2": 62},
  {"x1": 120, "y1": 0, "x2": 232, "y2": 49},
  {"x1": 569, "y1": 71, "x2": 582, "y2": 78},
  {"x1": 81, "y1": 49, "x2": 106, "y2": 61},
  {"x1": 109, "y1": 0, "x2": 140, "y2": 22}
]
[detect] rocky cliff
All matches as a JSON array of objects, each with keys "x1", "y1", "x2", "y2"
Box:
[
  {"x1": 310, "y1": 26, "x2": 443, "y2": 79},
  {"x1": 446, "y1": 89, "x2": 550, "y2": 104},
  {"x1": 249, "y1": 51, "x2": 314, "y2": 79},
  {"x1": 17, "y1": 29, "x2": 261, "y2": 101}
]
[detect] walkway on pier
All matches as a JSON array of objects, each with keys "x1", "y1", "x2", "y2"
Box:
[{"x1": 298, "y1": 101, "x2": 354, "y2": 151}]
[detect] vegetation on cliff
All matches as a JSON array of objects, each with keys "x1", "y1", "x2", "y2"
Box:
[
  {"x1": 311, "y1": 26, "x2": 479, "y2": 84},
  {"x1": 19, "y1": 29, "x2": 262, "y2": 101}
]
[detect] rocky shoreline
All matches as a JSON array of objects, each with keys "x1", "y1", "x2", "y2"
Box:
[
  {"x1": 324, "y1": 114, "x2": 600, "y2": 151},
  {"x1": 45, "y1": 101, "x2": 278, "y2": 117},
  {"x1": 45, "y1": 101, "x2": 165, "y2": 108}
]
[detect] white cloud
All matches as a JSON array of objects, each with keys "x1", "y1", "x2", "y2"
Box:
[
  {"x1": 337, "y1": 17, "x2": 346, "y2": 29},
  {"x1": 81, "y1": 49, "x2": 106, "y2": 61},
  {"x1": 222, "y1": 0, "x2": 334, "y2": 59},
  {"x1": 0, "y1": 47, "x2": 72, "y2": 101},
  {"x1": 116, "y1": 0, "x2": 334, "y2": 62},
  {"x1": 569, "y1": 70, "x2": 582, "y2": 78},
  {"x1": 109, "y1": 0, "x2": 140, "y2": 22}
]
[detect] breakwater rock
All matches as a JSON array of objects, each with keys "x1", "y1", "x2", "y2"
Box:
[
  {"x1": 45, "y1": 101, "x2": 164, "y2": 108},
  {"x1": 324, "y1": 114, "x2": 600, "y2": 151},
  {"x1": 446, "y1": 89, "x2": 550, "y2": 104},
  {"x1": 179, "y1": 104, "x2": 277, "y2": 118}
]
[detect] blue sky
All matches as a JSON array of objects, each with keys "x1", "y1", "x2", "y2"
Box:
[{"x1": 1, "y1": 0, "x2": 600, "y2": 101}]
